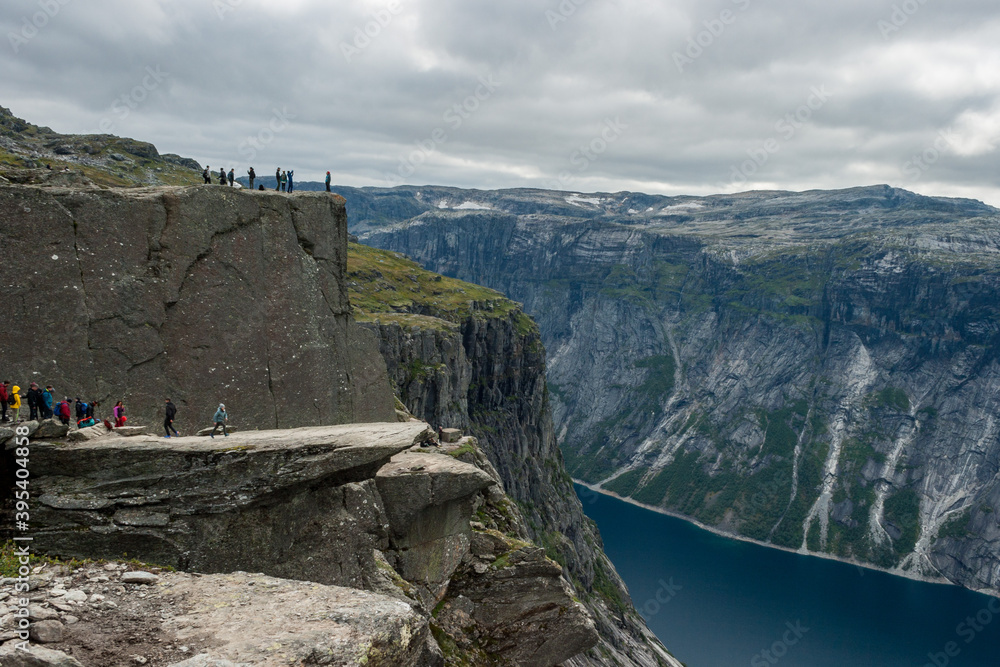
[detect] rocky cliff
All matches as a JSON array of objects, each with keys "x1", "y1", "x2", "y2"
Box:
[
  {"x1": 346, "y1": 244, "x2": 680, "y2": 666},
  {"x1": 0, "y1": 184, "x2": 396, "y2": 429},
  {"x1": 0, "y1": 176, "x2": 632, "y2": 665},
  {"x1": 2, "y1": 422, "x2": 598, "y2": 666},
  {"x1": 355, "y1": 184, "x2": 1000, "y2": 597}
]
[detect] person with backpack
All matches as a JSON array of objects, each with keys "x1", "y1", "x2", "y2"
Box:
[
  {"x1": 86, "y1": 400, "x2": 97, "y2": 420},
  {"x1": 0, "y1": 381, "x2": 8, "y2": 422},
  {"x1": 247, "y1": 167, "x2": 256, "y2": 190},
  {"x1": 42, "y1": 385, "x2": 55, "y2": 419},
  {"x1": 203, "y1": 166, "x2": 211, "y2": 184},
  {"x1": 325, "y1": 171, "x2": 331, "y2": 192},
  {"x1": 228, "y1": 168, "x2": 235, "y2": 187},
  {"x1": 275, "y1": 167, "x2": 281, "y2": 191},
  {"x1": 164, "y1": 398, "x2": 179, "y2": 437},
  {"x1": 280, "y1": 170, "x2": 287, "y2": 192},
  {"x1": 210, "y1": 403, "x2": 229, "y2": 438},
  {"x1": 287, "y1": 170, "x2": 294, "y2": 193},
  {"x1": 113, "y1": 400, "x2": 127, "y2": 428},
  {"x1": 219, "y1": 167, "x2": 227, "y2": 185},
  {"x1": 74, "y1": 397, "x2": 87, "y2": 421},
  {"x1": 56, "y1": 398, "x2": 71, "y2": 425}
]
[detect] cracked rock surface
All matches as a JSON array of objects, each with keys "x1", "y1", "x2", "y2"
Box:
[{"x1": 0, "y1": 184, "x2": 394, "y2": 431}]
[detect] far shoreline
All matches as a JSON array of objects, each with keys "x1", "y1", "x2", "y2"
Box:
[{"x1": 572, "y1": 479, "x2": 1000, "y2": 601}]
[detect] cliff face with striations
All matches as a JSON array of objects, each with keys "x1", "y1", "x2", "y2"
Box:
[
  {"x1": 347, "y1": 244, "x2": 680, "y2": 667},
  {"x1": 0, "y1": 184, "x2": 396, "y2": 430},
  {"x1": 0, "y1": 176, "x2": 622, "y2": 665},
  {"x1": 354, "y1": 184, "x2": 1000, "y2": 597}
]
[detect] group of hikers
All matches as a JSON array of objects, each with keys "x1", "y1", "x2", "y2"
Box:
[
  {"x1": 0, "y1": 381, "x2": 230, "y2": 439},
  {"x1": 199, "y1": 166, "x2": 334, "y2": 193},
  {"x1": 0, "y1": 381, "x2": 105, "y2": 429}
]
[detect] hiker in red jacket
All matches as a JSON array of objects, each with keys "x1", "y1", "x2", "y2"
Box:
[
  {"x1": 0, "y1": 381, "x2": 8, "y2": 422},
  {"x1": 56, "y1": 397, "x2": 72, "y2": 425}
]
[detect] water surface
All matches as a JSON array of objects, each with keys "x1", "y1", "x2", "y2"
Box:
[{"x1": 576, "y1": 484, "x2": 1000, "y2": 667}]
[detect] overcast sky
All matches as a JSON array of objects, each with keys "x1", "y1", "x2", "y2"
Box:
[{"x1": 3, "y1": 0, "x2": 999, "y2": 204}]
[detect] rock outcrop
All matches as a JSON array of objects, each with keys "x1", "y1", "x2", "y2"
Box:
[
  {"x1": 357, "y1": 183, "x2": 1000, "y2": 596},
  {"x1": 5, "y1": 422, "x2": 598, "y2": 665},
  {"x1": 0, "y1": 184, "x2": 396, "y2": 430},
  {"x1": 348, "y1": 244, "x2": 680, "y2": 666},
  {"x1": 26, "y1": 423, "x2": 430, "y2": 589}
]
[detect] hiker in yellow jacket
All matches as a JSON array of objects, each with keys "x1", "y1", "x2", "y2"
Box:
[{"x1": 9, "y1": 385, "x2": 21, "y2": 423}]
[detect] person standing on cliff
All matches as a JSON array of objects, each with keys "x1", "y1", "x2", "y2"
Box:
[
  {"x1": 210, "y1": 403, "x2": 229, "y2": 438},
  {"x1": 202, "y1": 166, "x2": 210, "y2": 184},
  {"x1": 247, "y1": 167, "x2": 256, "y2": 190},
  {"x1": 0, "y1": 381, "x2": 8, "y2": 422},
  {"x1": 56, "y1": 398, "x2": 71, "y2": 426},
  {"x1": 26, "y1": 383, "x2": 40, "y2": 421},
  {"x1": 227, "y1": 168, "x2": 235, "y2": 187},
  {"x1": 113, "y1": 400, "x2": 127, "y2": 428},
  {"x1": 218, "y1": 167, "x2": 227, "y2": 185},
  {"x1": 325, "y1": 171, "x2": 331, "y2": 192},
  {"x1": 42, "y1": 385, "x2": 55, "y2": 419},
  {"x1": 287, "y1": 170, "x2": 294, "y2": 193},
  {"x1": 74, "y1": 397, "x2": 88, "y2": 421},
  {"x1": 9, "y1": 385, "x2": 21, "y2": 422},
  {"x1": 164, "y1": 398, "x2": 179, "y2": 438},
  {"x1": 275, "y1": 167, "x2": 281, "y2": 191},
  {"x1": 280, "y1": 170, "x2": 287, "y2": 192}
]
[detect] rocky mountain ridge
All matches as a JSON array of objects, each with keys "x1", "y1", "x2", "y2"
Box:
[
  {"x1": 355, "y1": 183, "x2": 1000, "y2": 597},
  {"x1": 0, "y1": 106, "x2": 201, "y2": 188}
]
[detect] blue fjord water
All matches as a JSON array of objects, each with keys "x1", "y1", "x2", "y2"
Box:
[{"x1": 575, "y1": 484, "x2": 1000, "y2": 667}]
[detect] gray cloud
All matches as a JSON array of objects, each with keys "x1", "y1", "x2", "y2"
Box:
[{"x1": 2, "y1": 0, "x2": 998, "y2": 204}]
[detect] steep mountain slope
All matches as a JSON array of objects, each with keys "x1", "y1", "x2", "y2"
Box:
[
  {"x1": 346, "y1": 243, "x2": 680, "y2": 667},
  {"x1": 355, "y1": 184, "x2": 1000, "y2": 596}
]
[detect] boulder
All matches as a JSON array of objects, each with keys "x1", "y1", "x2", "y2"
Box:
[
  {"x1": 27, "y1": 605, "x2": 59, "y2": 621},
  {"x1": 28, "y1": 619, "x2": 64, "y2": 643},
  {"x1": 66, "y1": 424, "x2": 111, "y2": 442},
  {"x1": 376, "y1": 450, "x2": 494, "y2": 595},
  {"x1": 0, "y1": 645, "x2": 84, "y2": 667},
  {"x1": 121, "y1": 571, "x2": 159, "y2": 585},
  {"x1": 32, "y1": 420, "x2": 68, "y2": 440},
  {"x1": 0, "y1": 426, "x2": 15, "y2": 446},
  {"x1": 440, "y1": 427, "x2": 462, "y2": 443}
]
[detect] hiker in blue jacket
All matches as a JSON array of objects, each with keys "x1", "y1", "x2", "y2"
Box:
[
  {"x1": 41, "y1": 385, "x2": 54, "y2": 419},
  {"x1": 325, "y1": 171, "x2": 331, "y2": 192},
  {"x1": 287, "y1": 170, "x2": 294, "y2": 193},
  {"x1": 210, "y1": 403, "x2": 229, "y2": 438}
]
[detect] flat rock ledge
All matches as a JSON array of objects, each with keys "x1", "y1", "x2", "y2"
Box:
[
  {"x1": 0, "y1": 564, "x2": 432, "y2": 666},
  {"x1": 20, "y1": 423, "x2": 432, "y2": 589}
]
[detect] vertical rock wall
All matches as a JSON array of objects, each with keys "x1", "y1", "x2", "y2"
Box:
[{"x1": 0, "y1": 184, "x2": 395, "y2": 429}]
